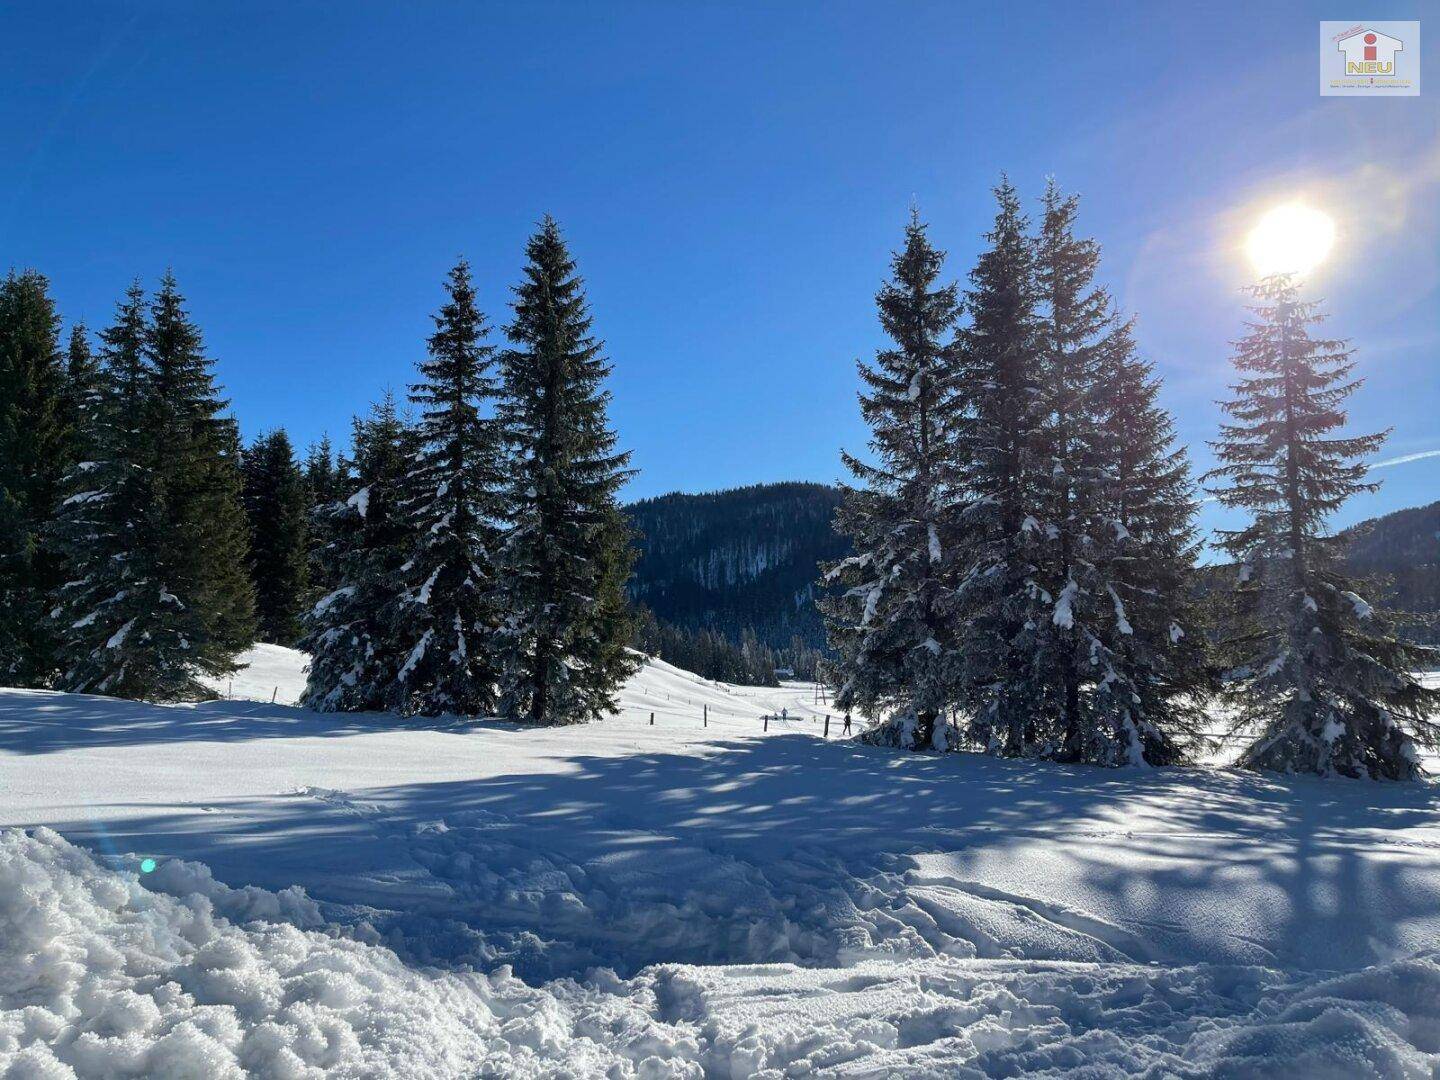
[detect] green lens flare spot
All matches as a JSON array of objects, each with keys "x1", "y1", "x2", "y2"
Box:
[{"x1": 140, "y1": 858, "x2": 157, "y2": 874}]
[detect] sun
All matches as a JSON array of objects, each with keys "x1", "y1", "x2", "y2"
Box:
[{"x1": 1245, "y1": 203, "x2": 1336, "y2": 277}]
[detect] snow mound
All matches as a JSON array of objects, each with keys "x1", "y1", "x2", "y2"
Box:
[{"x1": 0, "y1": 829, "x2": 686, "y2": 1079}]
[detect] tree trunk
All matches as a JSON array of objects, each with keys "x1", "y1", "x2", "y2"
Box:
[{"x1": 914, "y1": 708, "x2": 937, "y2": 750}]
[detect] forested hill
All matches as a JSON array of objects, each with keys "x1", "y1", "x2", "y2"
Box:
[
  {"x1": 625, "y1": 482, "x2": 847, "y2": 653},
  {"x1": 627, "y1": 485, "x2": 1439, "y2": 663},
  {"x1": 1340, "y1": 499, "x2": 1440, "y2": 644}
]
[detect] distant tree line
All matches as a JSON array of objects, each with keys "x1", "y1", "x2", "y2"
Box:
[
  {"x1": 629, "y1": 604, "x2": 826, "y2": 686},
  {"x1": 0, "y1": 217, "x2": 639, "y2": 725},
  {"x1": 825, "y1": 180, "x2": 1438, "y2": 780}
]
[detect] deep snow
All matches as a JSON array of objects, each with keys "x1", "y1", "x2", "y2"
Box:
[{"x1": 2, "y1": 646, "x2": 1438, "y2": 1077}]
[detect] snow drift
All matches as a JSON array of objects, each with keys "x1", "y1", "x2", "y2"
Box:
[{"x1": 4, "y1": 828, "x2": 1438, "y2": 1078}]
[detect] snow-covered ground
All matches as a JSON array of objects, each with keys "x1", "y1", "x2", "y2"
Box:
[{"x1": 3, "y1": 647, "x2": 1438, "y2": 1077}]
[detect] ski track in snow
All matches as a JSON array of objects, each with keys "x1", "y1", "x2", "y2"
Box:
[{"x1": 2, "y1": 646, "x2": 1438, "y2": 1077}]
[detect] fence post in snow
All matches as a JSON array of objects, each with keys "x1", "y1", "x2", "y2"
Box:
[
  {"x1": 703, "y1": 704, "x2": 708, "y2": 727},
  {"x1": 272, "y1": 687, "x2": 278, "y2": 703},
  {"x1": 764, "y1": 714, "x2": 769, "y2": 732},
  {"x1": 824, "y1": 714, "x2": 830, "y2": 738},
  {"x1": 650, "y1": 712, "x2": 655, "y2": 726}
]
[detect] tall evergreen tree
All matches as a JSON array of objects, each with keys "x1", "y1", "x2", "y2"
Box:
[
  {"x1": 1084, "y1": 316, "x2": 1212, "y2": 763},
  {"x1": 242, "y1": 428, "x2": 310, "y2": 644},
  {"x1": 820, "y1": 211, "x2": 964, "y2": 750},
  {"x1": 1027, "y1": 182, "x2": 1209, "y2": 765},
  {"x1": 146, "y1": 272, "x2": 256, "y2": 661},
  {"x1": 49, "y1": 284, "x2": 181, "y2": 698},
  {"x1": 496, "y1": 218, "x2": 639, "y2": 725},
  {"x1": 299, "y1": 395, "x2": 413, "y2": 712},
  {"x1": 1207, "y1": 275, "x2": 1439, "y2": 779},
  {"x1": 50, "y1": 277, "x2": 254, "y2": 701},
  {"x1": 1029, "y1": 180, "x2": 1108, "y2": 757},
  {"x1": 952, "y1": 179, "x2": 1050, "y2": 755},
  {"x1": 0, "y1": 270, "x2": 69, "y2": 685},
  {"x1": 386, "y1": 259, "x2": 505, "y2": 716}
]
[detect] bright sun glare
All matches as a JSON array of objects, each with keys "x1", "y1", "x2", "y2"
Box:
[{"x1": 1245, "y1": 203, "x2": 1336, "y2": 278}]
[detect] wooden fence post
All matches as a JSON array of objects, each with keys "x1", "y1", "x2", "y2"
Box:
[
  {"x1": 824, "y1": 714, "x2": 830, "y2": 738},
  {"x1": 703, "y1": 704, "x2": 708, "y2": 727},
  {"x1": 650, "y1": 712, "x2": 655, "y2": 725},
  {"x1": 764, "y1": 714, "x2": 769, "y2": 732}
]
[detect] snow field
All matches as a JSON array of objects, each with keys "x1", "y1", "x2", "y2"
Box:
[{"x1": 2, "y1": 646, "x2": 1439, "y2": 1076}]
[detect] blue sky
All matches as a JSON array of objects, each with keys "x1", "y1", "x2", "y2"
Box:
[{"x1": 2, "y1": 2, "x2": 1436, "y2": 542}]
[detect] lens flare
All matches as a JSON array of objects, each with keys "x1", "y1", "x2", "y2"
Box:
[
  {"x1": 1245, "y1": 203, "x2": 1336, "y2": 277},
  {"x1": 140, "y1": 857, "x2": 156, "y2": 873}
]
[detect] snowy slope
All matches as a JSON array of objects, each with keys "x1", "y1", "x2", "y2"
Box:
[{"x1": 2, "y1": 646, "x2": 1439, "y2": 1077}]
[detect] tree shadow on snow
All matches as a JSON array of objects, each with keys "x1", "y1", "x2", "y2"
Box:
[
  {"x1": 31, "y1": 727, "x2": 1440, "y2": 975},
  {"x1": 0, "y1": 688, "x2": 532, "y2": 755}
]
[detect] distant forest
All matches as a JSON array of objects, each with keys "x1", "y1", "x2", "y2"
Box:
[{"x1": 624, "y1": 482, "x2": 846, "y2": 683}]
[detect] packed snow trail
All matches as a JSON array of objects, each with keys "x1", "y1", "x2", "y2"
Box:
[{"x1": 2, "y1": 646, "x2": 1439, "y2": 1076}]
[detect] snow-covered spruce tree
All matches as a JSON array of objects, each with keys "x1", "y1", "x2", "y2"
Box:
[
  {"x1": 1028, "y1": 180, "x2": 1108, "y2": 758},
  {"x1": 385, "y1": 260, "x2": 505, "y2": 717},
  {"x1": 1084, "y1": 314, "x2": 1212, "y2": 762},
  {"x1": 299, "y1": 395, "x2": 413, "y2": 712},
  {"x1": 52, "y1": 277, "x2": 256, "y2": 700},
  {"x1": 496, "y1": 218, "x2": 639, "y2": 725},
  {"x1": 49, "y1": 284, "x2": 200, "y2": 699},
  {"x1": 820, "y1": 211, "x2": 964, "y2": 751},
  {"x1": 241, "y1": 428, "x2": 310, "y2": 644},
  {"x1": 0, "y1": 270, "x2": 70, "y2": 686},
  {"x1": 146, "y1": 273, "x2": 256, "y2": 665},
  {"x1": 1206, "y1": 275, "x2": 1439, "y2": 779},
  {"x1": 952, "y1": 179, "x2": 1051, "y2": 756},
  {"x1": 1029, "y1": 183, "x2": 1210, "y2": 765}
]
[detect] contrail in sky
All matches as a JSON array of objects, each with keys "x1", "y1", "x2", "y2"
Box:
[
  {"x1": 1198, "y1": 447, "x2": 1440, "y2": 503},
  {"x1": 1368, "y1": 448, "x2": 1440, "y2": 470}
]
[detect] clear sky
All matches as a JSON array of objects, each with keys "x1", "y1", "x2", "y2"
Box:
[{"x1": 2, "y1": 2, "x2": 1436, "y2": 542}]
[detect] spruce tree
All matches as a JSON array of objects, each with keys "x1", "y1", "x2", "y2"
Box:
[
  {"x1": 1029, "y1": 180, "x2": 1108, "y2": 757},
  {"x1": 820, "y1": 211, "x2": 964, "y2": 750},
  {"x1": 61, "y1": 324, "x2": 102, "y2": 464},
  {"x1": 302, "y1": 435, "x2": 348, "y2": 600},
  {"x1": 146, "y1": 272, "x2": 256, "y2": 663},
  {"x1": 304, "y1": 435, "x2": 343, "y2": 504},
  {"x1": 49, "y1": 284, "x2": 185, "y2": 698},
  {"x1": 51, "y1": 277, "x2": 255, "y2": 701},
  {"x1": 300, "y1": 395, "x2": 413, "y2": 712},
  {"x1": 1029, "y1": 183, "x2": 1209, "y2": 765},
  {"x1": 386, "y1": 259, "x2": 505, "y2": 716},
  {"x1": 242, "y1": 428, "x2": 310, "y2": 644},
  {"x1": 496, "y1": 218, "x2": 639, "y2": 725},
  {"x1": 1207, "y1": 275, "x2": 1439, "y2": 779},
  {"x1": 1081, "y1": 319, "x2": 1212, "y2": 764},
  {"x1": 0, "y1": 270, "x2": 69, "y2": 685},
  {"x1": 953, "y1": 179, "x2": 1050, "y2": 755}
]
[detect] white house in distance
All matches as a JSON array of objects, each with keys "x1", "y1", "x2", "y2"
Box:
[{"x1": 1335, "y1": 27, "x2": 1404, "y2": 76}]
